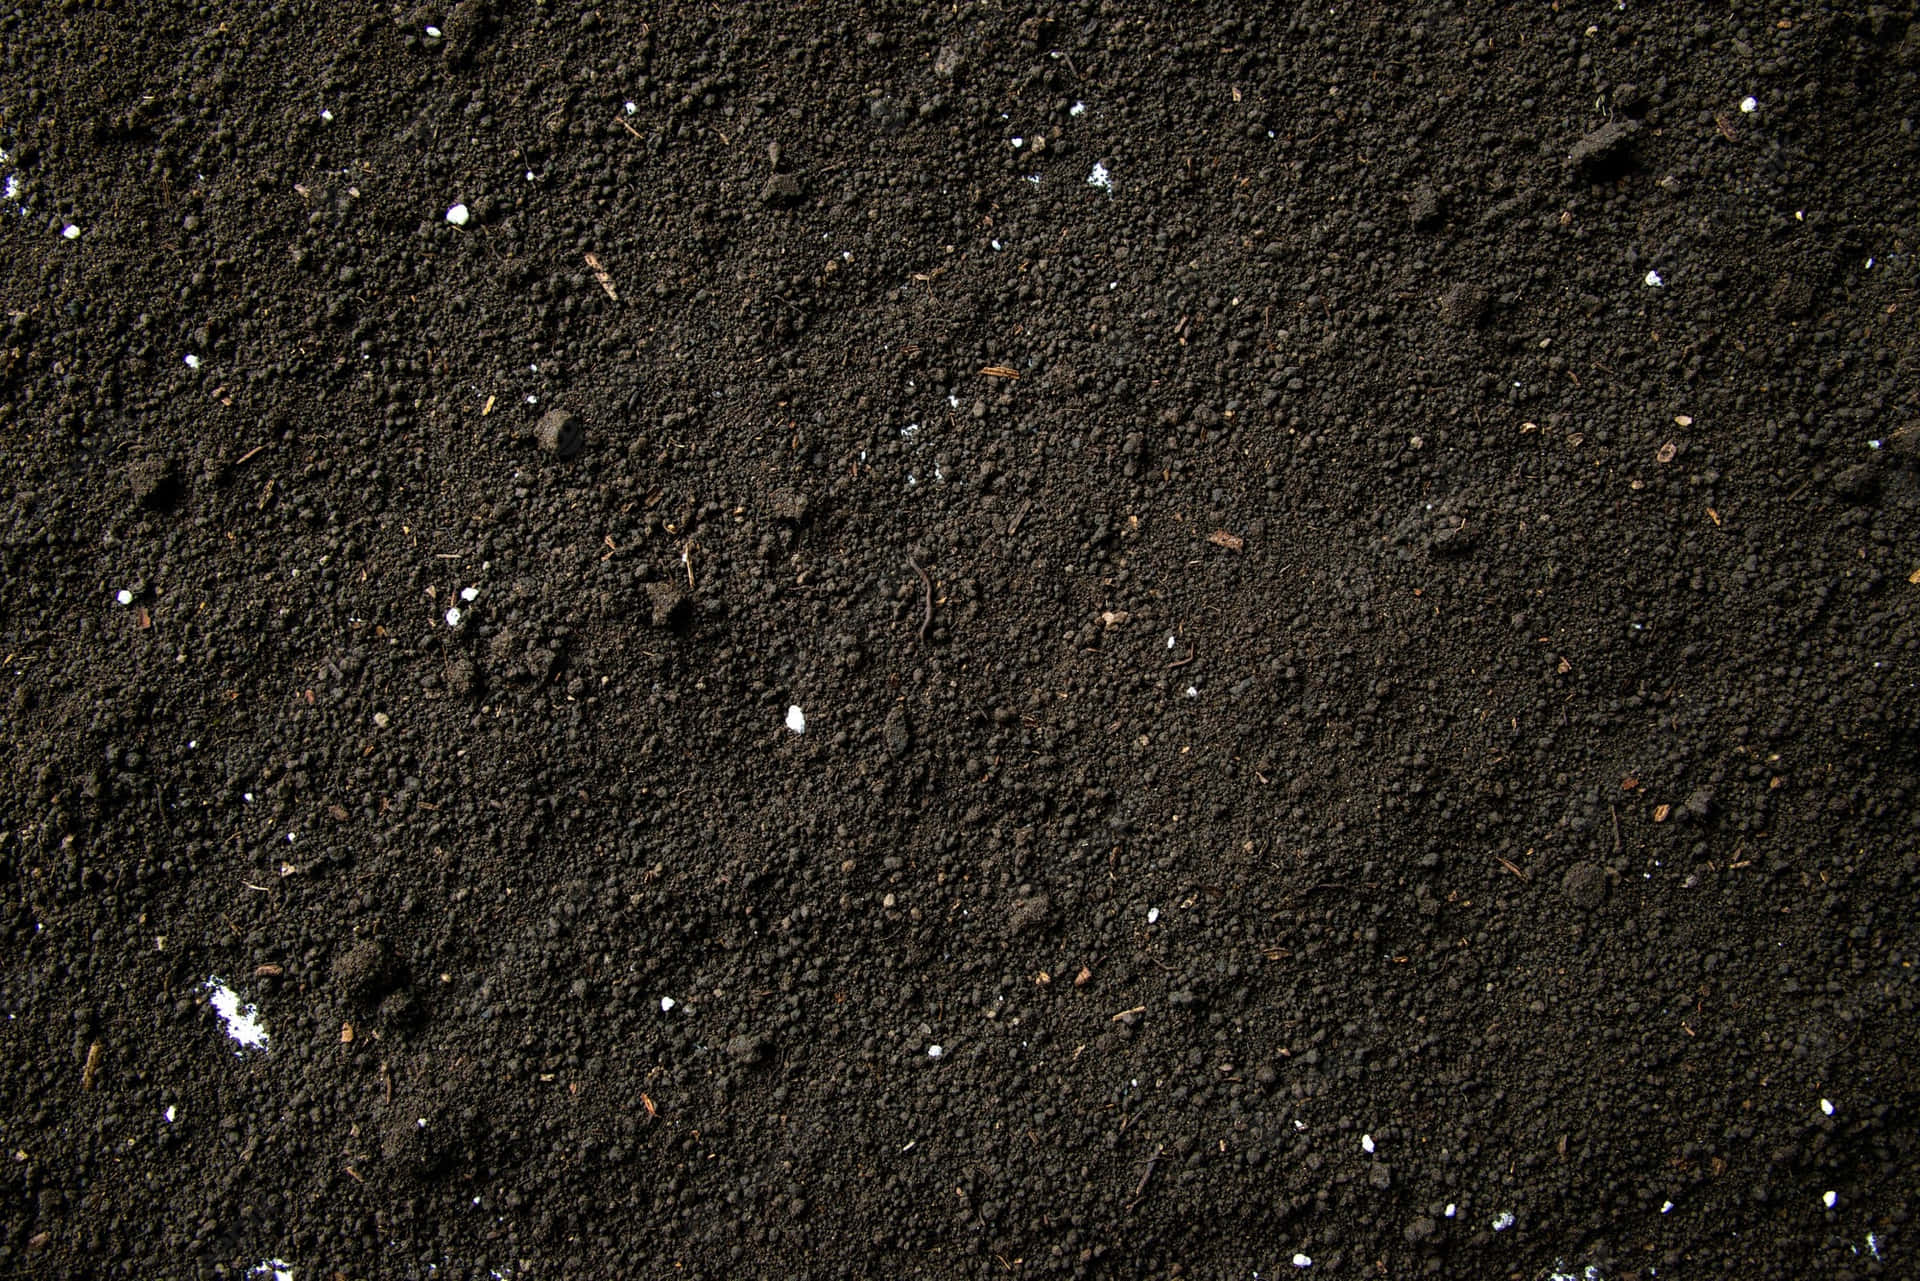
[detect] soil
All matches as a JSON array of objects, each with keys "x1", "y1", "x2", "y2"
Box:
[{"x1": 2, "y1": 3, "x2": 1917, "y2": 1278}]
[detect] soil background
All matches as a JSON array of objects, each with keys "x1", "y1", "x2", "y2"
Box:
[{"x1": 2, "y1": 2, "x2": 1918, "y2": 1278}]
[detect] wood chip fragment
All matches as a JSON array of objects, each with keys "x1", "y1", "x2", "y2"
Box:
[
  {"x1": 979, "y1": 365, "x2": 1020, "y2": 379},
  {"x1": 1110, "y1": 1004, "x2": 1147, "y2": 1022},
  {"x1": 1208, "y1": 529, "x2": 1244, "y2": 551},
  {"x1": 340, "y1": 1022, "x2": 354, "y2": 1044},
  {"x1": 1656, "y1": 442, "x2": 1678, "y2": 463},
  {"x1": 1908, "y1": 567, "x2": 1920, "y2": 585},
  {"x1": 254, "y1": 963, "x2": 284, "y2": 977},
  {"x1": 1653, "y1": 803, "x2": 1672, "y2": 823},
  {"x1": 584, "y1": 252, "x2": 620, "y2": 302},
  {"x1": 641, "y1": 1092, "x2": 657, "y2": 1120},
  {"x1": 81, "y1": 1041, "x2": 101, "y2": 1091},
  {"x1": 1074, "y1": 966, "x2": 1092, "y2": 987}
]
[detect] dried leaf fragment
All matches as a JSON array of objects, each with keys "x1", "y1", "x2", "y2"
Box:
[
  {"x1": 81, "y1": 1041, "x2": 102, "y2": 1091},
  {"x1": 1074, "y1": 966, "x2": 1093, "y2": 987},
  {"x1": 254, "y1": 963, "x2": 285, "y2": 978},
  {"x1": 583, "y1": 252, "x2": 620, "y2": 302},
  {"x1": 1208, "y1": 529, "x2": 1245, "y2": 551},
  {"x1": 1653, "y1": 803, "x2": 1672, "y2": 823},
  {"x1": 979, "y1": 365, "x2": 1020, "y2": 379}
]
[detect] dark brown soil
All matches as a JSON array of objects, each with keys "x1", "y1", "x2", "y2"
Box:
[{"x1": 3, "y1": 3, "x2": 1918, "y2": 1278}]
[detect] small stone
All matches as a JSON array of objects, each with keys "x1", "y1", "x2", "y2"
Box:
[
  {"x1": 1409, "y1": 185, "x2": 1445, "y2": 229},
  {"x1": 1439, "y1": 283, "x2": 1488, "y2": 329},
  {"x1": 1567, "y1": 119, "x2": 1639, "y2": 173},
  {"x1": 1562, "y1": 863, "x2": 1607, "y2": 911},
  {"x1": 532, "y1": 409, "x2": 583, "y2": 458},
  {"x1": 1368, "y1": 1162, "x2": 1393, "y2": 1190},
  {"x1": 726, "y1": 1032, "x2": 770, "y2": 1065},
  {"x1": 1007, "y1": 893, "x2": 1053, "y2": 936},
  {"x1": 644, "y1": 580, "x2": 688, "y2": 628},
  {"x1": 333, "y1": 939, "x2": 399, "y2": 1006},
  {"x1": 760, "y1": 173, "x2": 804, "y2": 207},
  {"x1": 1830, "y1": 463, "x2": 1877, "y2": 502},
  {"x1": 125, "y1": 457, "x2": 181, "y2": 510},
  {"x1": 883, "y1": 706, "x2": 912, "y2": 757},
  {"x1": 1404, "y1": 1216, "x2": 1437, "y2": 1244},
  {"x1": 932, "y1": 45, "x2": 965, "y2": 79},
  {"x1": 445, "y1": 203, "x2": 470, "y2": 226}
]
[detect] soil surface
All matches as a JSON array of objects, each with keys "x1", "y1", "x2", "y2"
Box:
[{"x1": 3, "y1": 3, "x2": 1918, "y2": 1278}]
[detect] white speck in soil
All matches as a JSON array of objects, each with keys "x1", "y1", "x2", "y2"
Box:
[
  {"x1": 1661, "y1": 1200, "x2": 1673, "y2": 1213},
  {"x1": 1146, "y1": 907, "x2": 1160, "y2": 924},
  {"x1": 1069, "y1": 101, "x2": 1087, "y2": 116},
  {"x1": 927, "y1": 1044, "x2": 944, "y2": 1059},
  {"x1": 660, "y1": 997, "x2": 676, "y2": 1013},
  {"x1": 1740, "y1": 96, "x2": 1758, "y2": 113},
  {"x1": 1821, "y1": 1098, "x2": 1834, "y2": 1115},
  {"x1": 445, "y1": 203, "x2": 470, "y2": 226},
  {"x1": 625, "y1": 101, "x2": 638, "y2": 115},
  {"x1": 184, "y1": 353, "x2": 201, "y2": 369},
  {"x1": 61, "y1": 224, "x2": 80, "y2": 239},
  {"x1": 445, "y1": 608, "x2": 463, "y2": 627},
  {"x1": 247, "y1": 1261, "x2": 294, "y2": 1281},
  {"x1": 114, "y1": 589, "x2": 133, "y2": 606},
  {"x1": 786, "y1": 705, "x2": 807, "y2": 734},
  {"x1": 1492, "y1": 1211, "x2": 1515, "y2": 1231},
  {"x1": 206, "y1": 978, "x2": 269, "y2": 1054},
  {"x1": 164, "y1": 1105, "x2": 177, "y2": 1123},
  {"x1": 1292, "y1": 1255, "x2": 1311, "y2": 1268},
  {"x1": 424, "y1": 25, "x2": 441, "y2": 36},
  {"x1": 460, "y1": 586, "x2": 480, "y2": 602},
  {"x1": 1644, "y1": 269, "x2": 1664, "y2": 288},
  {"x1": 1087, "y1": 163, "x2": 1114, "y2": 193},
  {"x1": 320, "y1": 108, "x2": 333, "y2": 122},
  {"x1": 1444, "y1": 1203, "x2": 1456, "y2": 1218},
  {"x1": 1823, "y1": 1190, "x2": 1837, "y2": 1209},
  {"x1": 1360, "y1": 1133, "x2": 1375, "y2": 1153}
]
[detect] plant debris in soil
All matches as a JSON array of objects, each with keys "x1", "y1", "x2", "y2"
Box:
[{"x1": 2, "y1": 2, "x2": 1918, "y2": 1278}]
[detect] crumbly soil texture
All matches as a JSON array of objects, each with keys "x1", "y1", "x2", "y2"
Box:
[{"x1": 3, "y1": 3, "x2": 1918, "y2": 1278}]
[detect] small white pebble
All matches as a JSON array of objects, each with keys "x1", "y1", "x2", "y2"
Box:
[
  {"x1": 660, "y1": 997, "x2": 675, "y2": 1013},
  {"x1": 372, "y1": 712, "x2": 390, "y2": 729},
  {"x1": 320, "y1": 108, "x2": 334, "y2": 122},
  {"x1": 1740, "y1": 96, "x2": 1758, "y2": 113},
  {"x1": 61, "y1": 224, "x2": 80, "y2": 239},
  {"x1": 1644, "y1": 269, "x2": 1664, "y2": 288},
  {"x1": 1070, "y1": 102, "x2": 1087, "y2": 117},
  {"x1": 625, "y1": 101, "x2": 638, "y2": 115},
  {"x1": 1823, "y1": 1190, "x2": 1837, "y2": 1209},
  {"x1": 1361, "y1": 1134, "x2": 1375, "y2": 1154},
  {"x1": 1292, "y1": 1255, "x2": 1312, "y2": 1268},
  {"x1": 1146, "y1": 907, "x2": 1160, "y2": 925},
  {"x1": 1444, "y1": 1204, "x2": 1456, "y2": 1218},
  {"x1": 425, "y1": 25, "x2": 441, "y2": 37},
  {"x1": 114, "y1": 589, "x2": 134, "y2": 606},
  {"x1": 460, "y1": 586, "x2": 480, "y2": 602},
  {"x1": 184, "y1": 354, "x2": 201, "y2": 369},
  {"x1": 1492, "y1": 1211, "x2": 1515, "y2": 1231},
  {"x1": 1186, "y1": 685, "x2": 1199, "y2": 698},
  {"x1": 1010, "y1": 137, "x2": 1024, "y2": 148},
  {"x1": 163, "y1": 1106, "x2": 177, "y2": 1123},
  {"x1": 1087, "y1": 163, "x2": 1113, "y2": 192},
  {"x1": 927, "y1": 1044, "x2": 944, "y2": 1059},
  {"x1": 786, "y1": 704, "x2": 807, "y2": 734},
  {"x1": 445, "y1": 607, "x2": 463, "y2": 627},
  {"x1": 1661, "y1": 1200, "x2": 1673, "y2": 1213},
  {"x1": 1293, "y1": 1119, "x2": 1307, "y2": 1131},
  {"x1": 445, "y1": 203, "x2": 470, "y2": 226},
  {"x1": 1821, "y1": 1098, "x2": 1834, "y2": 1116}
]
